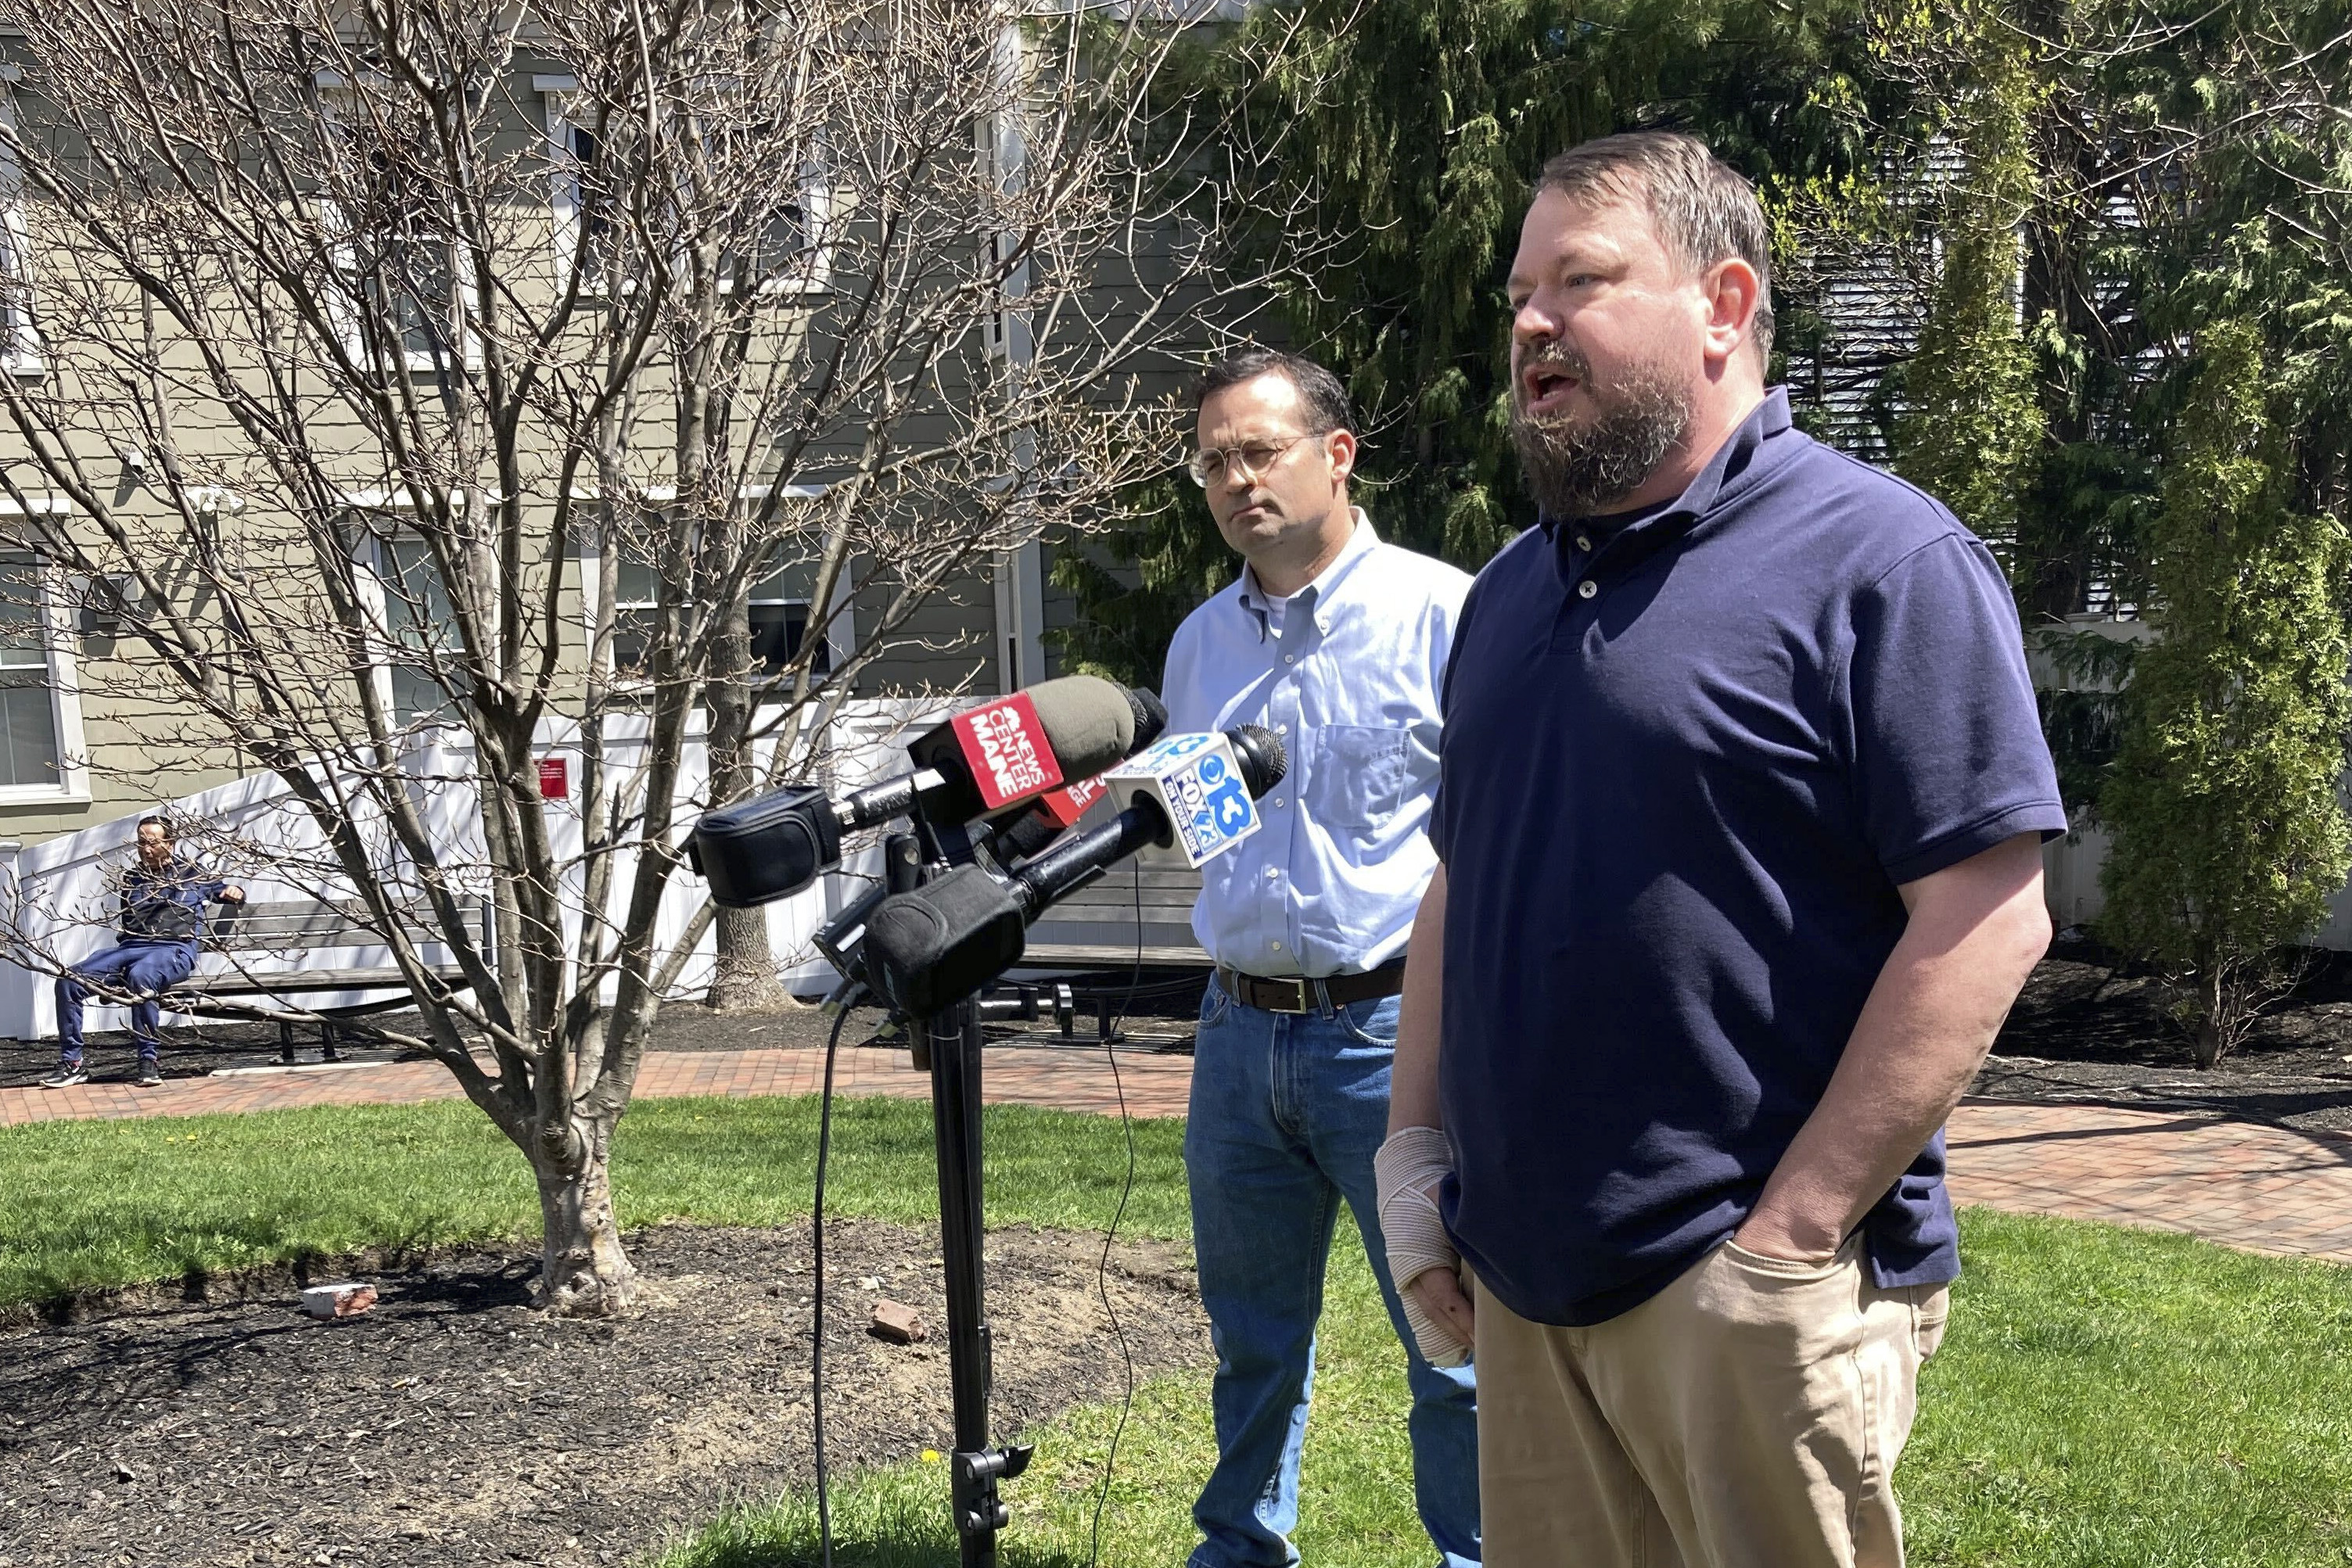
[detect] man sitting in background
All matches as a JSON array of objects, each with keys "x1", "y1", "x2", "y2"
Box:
[{"x1": 41, "y1": 815, "x2": 244, "y2": 1089}]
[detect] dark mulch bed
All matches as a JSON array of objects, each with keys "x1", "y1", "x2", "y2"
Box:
[
  {"x1": 1973, "y1": 938, "x2": 2352, "y2": 1136},
  {"x1": 0, "y1": 1219, "x2": 1206, "y2": 1568}
]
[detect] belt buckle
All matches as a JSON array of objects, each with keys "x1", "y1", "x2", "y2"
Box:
[{"x1": 1261, "y1": 975, "x2": 1314, "y2": 1014}]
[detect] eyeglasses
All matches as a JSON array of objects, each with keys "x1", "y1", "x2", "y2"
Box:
[{"x1": 1185, "y1": 431, "x2": 1327, "y2": 489}]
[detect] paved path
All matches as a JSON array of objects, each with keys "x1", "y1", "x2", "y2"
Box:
[
  {"x1": 0, "y1": 1043, "x2": 1198, "y2": 1125},
  {"x1": 7, "y1": 1047, "x2": 2351, "y2": 1265}
]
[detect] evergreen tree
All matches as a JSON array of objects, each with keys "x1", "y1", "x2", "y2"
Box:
[
  {"x1": 1054, "y1": 0, "x2": 1883, "y2": 684},
  {"x1": 2098, "y1": 322, "x2": 2352, "y2": 1066},
  {"x1": 1890, "y1": 1, "x2": 2045, "y2": 557}
]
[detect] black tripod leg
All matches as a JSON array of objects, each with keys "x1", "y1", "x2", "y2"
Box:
[{"x1": 927, "y1": 999, "x2": 1030, "y2": 1566}]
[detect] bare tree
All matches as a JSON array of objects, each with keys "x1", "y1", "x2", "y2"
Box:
[{"x1": 0, "y1": 0, "x2": 1324, "y2": 1312}]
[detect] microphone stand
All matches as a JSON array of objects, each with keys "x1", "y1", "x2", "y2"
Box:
[{"x1": 882, "y1": 828, "x2": 1032, "y2": 1566}]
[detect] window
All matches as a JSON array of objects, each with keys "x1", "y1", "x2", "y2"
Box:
[
  {"x1": 610, "y1": 553, "x2": 831, "y2": 681},
  {"x1": 0, "y1": 79, "x2": 42, "y2": 373},
  {"x1": 318, "y1": 78, "x2": 475, "y2": 374},
  {"x1": 541, "y1": 77, "x2": 616, "y2": 289},
  {"x1": 342, "y1": 505, "x2": 471, "y2": 727},
  {"x1": 542, "y1": 79, "x2": 834, "y2": 297},
  {"x1": 377, "y1": 533, "x2": 469, "y2": 723},
  {"x1": 0, "y1": 547, "x2": 87, "y2": 800},
  {"x1": 0, "y1": 556, "x2": 59, "y2": 788}
]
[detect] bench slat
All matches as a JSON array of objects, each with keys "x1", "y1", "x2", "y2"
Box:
[{"x1": 174, "y1": 963, "x2": 469, "y2": 996}]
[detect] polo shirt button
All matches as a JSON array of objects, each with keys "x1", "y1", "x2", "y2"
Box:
[
  {"x1": 1284, "y1": 654, "x2": 1296, "y2": 664},
  {"x1": 1576, "y1": 534, "x2": 1592, "y2": 551},
  {"x1": 1272, "y1": 941, "x2": 1284, "y2": 951},
  {"x1": 1275, "y1": 723, "x2": 1288, "y2": 734},
  {"x1": 1578, "y1": 579, "x2": 1598, "y2": 600}
]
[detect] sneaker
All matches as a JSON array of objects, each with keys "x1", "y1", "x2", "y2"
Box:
[
  {"x1": 135, "y1": 1061, "x2": 163, "y2": 1088},
  {"x1": 39, "y1": 1062, "x2": 88, "y2": 1089}
]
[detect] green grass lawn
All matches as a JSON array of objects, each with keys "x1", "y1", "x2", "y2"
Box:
[
  {"x1": 0, "y1": 1095, "x2": 1187, "y2": 1308},
  {"x1": 6, "y1": 1095, "x2": 2352, "y2": 1565}
]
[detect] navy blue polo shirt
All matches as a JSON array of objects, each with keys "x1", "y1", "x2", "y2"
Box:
[{"x1": 1431, "y1": 388, "x2": 2065, "y2": 1327}]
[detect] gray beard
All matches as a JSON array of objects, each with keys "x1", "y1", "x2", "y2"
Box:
[{"x1": 1510, "y1": 369, "x2": 1693, "y2": 519}]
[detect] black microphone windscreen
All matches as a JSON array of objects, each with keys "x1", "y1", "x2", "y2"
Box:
[
  {"x1": 862, "y1": 865, "x2": 1027, "y2": 1014},
  {"x1": 1128, "y1": 687, "x2": 1169, "y2": 751},
  {"x1": 1229, "y1": 723, "x2": 1287, "y2": 795}
]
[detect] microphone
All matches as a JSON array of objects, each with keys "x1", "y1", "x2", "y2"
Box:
[
  {"x1": 839, "y1": 677, "x2": 1163, "y2": 831},
  {"x1": 860, "y1": 727, "x2": 1285, "y2": 1014},
  {"x1": 1012, "y1": 726, "x2": 1287, "y2": 909},
  {"x1": 971, "y1": 688, "x2": 1166, "y2": 865},
  {"x1": 685, "y1": 676, "x2": 1162, "y2": 909}
]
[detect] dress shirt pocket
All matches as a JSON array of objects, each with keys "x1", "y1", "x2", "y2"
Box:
[{"x1": 1309, "y1": 724, "x2": 1411, "y2": 830}]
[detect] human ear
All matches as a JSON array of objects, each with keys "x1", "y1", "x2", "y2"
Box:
[
  {"x1": 1701, "y1": 257, "x2": 1763, "y2": 367},
  {"x1": 1324, "y1": 427, "x2": 1358, "y2": 487}
]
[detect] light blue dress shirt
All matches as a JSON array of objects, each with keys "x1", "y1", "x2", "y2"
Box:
[{"x1": 1161, "y1": 513, "x2": 1471, "y2": 978}]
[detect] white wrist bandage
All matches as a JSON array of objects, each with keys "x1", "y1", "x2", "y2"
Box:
[{"x1": 1374, "y1": 1124, "x2": 1472, "y2": 1368}]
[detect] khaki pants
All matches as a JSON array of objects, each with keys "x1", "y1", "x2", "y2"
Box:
[{"x1": 1474, "y1": 1238, "x2": 1949, "y2": 1568}]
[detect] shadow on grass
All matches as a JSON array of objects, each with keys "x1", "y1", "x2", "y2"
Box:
[
  {"x1": 10, "y1": 1217, "x2": 522, "y2": 1326},
  {"x1": 662, "y1": 1487, "x2": 1123, "y2": 1568}
]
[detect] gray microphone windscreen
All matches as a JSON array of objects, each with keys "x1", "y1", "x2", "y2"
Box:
[{"x1": 1024, "y1": 674, "x2": 1139, "y2": 777}]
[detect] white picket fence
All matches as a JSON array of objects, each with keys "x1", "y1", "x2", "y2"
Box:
[{"x1": 0, "y1": 698, "x2": 954, "y2": 1042}]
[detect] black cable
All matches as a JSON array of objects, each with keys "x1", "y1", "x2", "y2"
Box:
[
  {"x1": 1086, "y1": 856, "x2": 1147, "y2": 1566},
  {"x1": 812, "y1": 991, "x2": 856, "y2": 1568}
]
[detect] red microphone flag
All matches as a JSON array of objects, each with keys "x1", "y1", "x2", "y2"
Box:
[
  {"x1": 1029, "y1": 774, "x2": 1108, "y2": 831},
  {"x1": 948, "y1": 692, "x2": 1066, "y2": 810}
]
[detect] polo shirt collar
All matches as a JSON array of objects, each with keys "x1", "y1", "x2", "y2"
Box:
[
  {"x1": 1539, "y1": 386, "x2": 1795, "y2": 544},
  {"x1": 1237, "y1": 507, "x2": 1378, "y2": 641}
]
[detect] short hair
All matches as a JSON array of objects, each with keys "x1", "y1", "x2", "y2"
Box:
[
  {"x1": 1535, "y1": 131, "x2": 1776, "y2": 361},
  {"x1": 1191, "y1": 347, "x2": 1356, "y2": 436},
  {"x1": 135, "y1": 815, "x2": 172, "y2": 839}
]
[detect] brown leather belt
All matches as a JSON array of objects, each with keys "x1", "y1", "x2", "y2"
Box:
[{"x1": 1216, "y1": 959, "x2": 1406, "y2": 1015}]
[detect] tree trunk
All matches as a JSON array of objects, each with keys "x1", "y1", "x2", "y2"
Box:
[
  {"x1": 533, "y1": 1119, "x2": 638, "y2": 1316},
  {"x1": 705, "y1": 571, "x2": 787, "y2": 1013},
  {"x1": 2194, "y1": 967, "x2": 2228, "y2": 1069},
  {"x1": 709, "y1": 902, "x2": 786, "y2": 1010}
]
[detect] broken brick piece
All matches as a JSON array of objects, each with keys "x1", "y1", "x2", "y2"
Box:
[
  {"x1": 300, "y1": 1282, "x2": 379, "y2": 1319},
  {"x1": 870, "y1": 1300, "x2": 926, "y2": 1344}
]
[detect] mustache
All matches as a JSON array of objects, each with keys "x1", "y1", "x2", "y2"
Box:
[{"x1": 1515, "y1": 343, "x2": 1593, "y2": 409}]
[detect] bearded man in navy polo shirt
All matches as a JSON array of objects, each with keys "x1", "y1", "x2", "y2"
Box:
[{"x1": 1373, "y1": 132, "x2": 2065, "y2": 1566}]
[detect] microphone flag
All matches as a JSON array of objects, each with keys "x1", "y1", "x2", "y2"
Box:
[
  {"x1": 1029, "y1": 774, "x2": 1108, "y2": 832},
  {"x1": 1103, "y1": 733, "x2": 1262, "y2": 868},
  {"x1": 947, "y1": 692, "x2": 1066, "y2": 810}
]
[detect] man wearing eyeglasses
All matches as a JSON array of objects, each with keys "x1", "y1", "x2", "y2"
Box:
[{"x1": 1162, "y1": 347, "x2": 1479, "y2": 1568}]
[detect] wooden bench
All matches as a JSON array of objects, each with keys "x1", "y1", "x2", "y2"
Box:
[
  {"x1": 160, "y1": 894, "x2": 494, "y2": 1062},
  {"x1": 1022, "y1": 855, "x2": 1207, "y2": 968}
]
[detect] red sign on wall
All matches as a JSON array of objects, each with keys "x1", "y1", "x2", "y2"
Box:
[{"x1": 537, "y1": 755, "x2": 570, "y2": 800}]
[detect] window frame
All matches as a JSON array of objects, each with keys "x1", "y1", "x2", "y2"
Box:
[
  {"x1": 0, "y1": 518, "x2": 90, "y2": 805},
  {"x1": 579, "y1": 484, "x2": 852, "y2": 693},
  {"x1": 315, "y1": 73, "x2": 482, "y2": 376},
  {"x1": 540, "y1": 76, "x2": 837, "y2": 300},
  {"x1": 0, "y1": 71, "x2": 47, "y2": 377},
  {"x1": 339, "y1": 492, "x2": 476, "y2": 732}
]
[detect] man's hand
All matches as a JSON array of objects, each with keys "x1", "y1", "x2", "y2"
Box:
[
  {"x1": 1375, "y1": 1125, "x2": 1474, "y2": 1366},
  {"x1": 1409, "y1": 1265, "x2": 1477, "y2": 1353},
  {"x1": 1739, "y1": 833, "x2": 2051, "y2": 1265},
  {"x1": 220, "y1": 885, "x2": 246, "y2": 904}
]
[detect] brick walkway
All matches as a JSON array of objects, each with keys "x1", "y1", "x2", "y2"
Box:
[
  {"x1": 1942, "y1": 1100, "x2": 2352, "y2": 1263},
  {"x1": 6, "y1": 1048, "x2": 2350, "y2": 1265},
  {"x1": 0, "y1": 1042, "x2": 1198, "y2": 1126}
]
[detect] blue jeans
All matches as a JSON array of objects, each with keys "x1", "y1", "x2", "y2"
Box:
[
  {"x1": 56, "y1": 940, "x2": 198, "y2": 1064},
  {"x1": 1185, "y1": 983, "x2": 1481, "y2": 1568}
]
